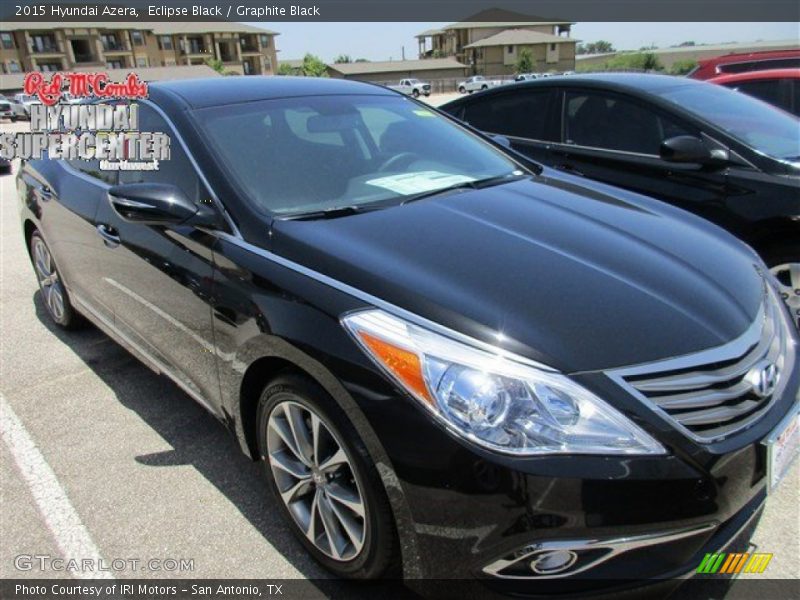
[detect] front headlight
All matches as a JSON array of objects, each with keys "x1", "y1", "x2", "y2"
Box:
[{"x1": 343, "y1": 310, "x2": 665, "y2": 456}]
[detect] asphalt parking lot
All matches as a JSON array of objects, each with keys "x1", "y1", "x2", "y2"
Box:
[{"x1": 0, "y1": 118, "x2": 797, "y2": 593}]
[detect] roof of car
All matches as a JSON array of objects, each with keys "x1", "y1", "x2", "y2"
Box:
[
  {"x1": 150, "y1": 76, "x2": 395, "y2": 108},
  {"x1": 531, "y1": 72, "x2": 707, "y2": 91},
  {"x1": 708, "y1": 68, "x2": 800, "y2": 84}
]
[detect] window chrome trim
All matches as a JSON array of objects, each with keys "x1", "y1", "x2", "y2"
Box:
[{"x1": 210, "y1": 230, "x2": 557, "y2": 372}]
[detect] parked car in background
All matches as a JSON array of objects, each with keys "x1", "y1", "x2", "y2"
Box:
[
  {"x1": 514, "y1": 73, "x2": 542, "y2": 82},
  {"x1": 457, "y1": 75, "x2": 504, "y2": 93},
  {"x1": 689, "y1": 48, "x2": 800, "y2": 80},
  {"x1": 709, "y1": 69, "x2": 800, "y2": 116},
  {"x1": 0, "y1": 97, "x2": 16, "y2": 121},
  {"x1": 441, "y1": 73, "x2": 800, "y2": 328},
  {"x1": 0, "y1": 95, "x2": 27, "y2": 120},
  {"x1": 17, "y1": 77, "x2": 799, "y2": 593},
  {"x1": 387, "y1": 78, "x2": 431, "y2": 97},
  {"x1": 13, "y1": 93, "x2": 39, "y2": 117}
]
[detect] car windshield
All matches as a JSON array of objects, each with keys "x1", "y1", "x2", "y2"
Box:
[
  {"x1": 194, "y1": 94, "x2": 520, "y2": 216},
  {"x1": 657, "y1": 83, "x2": 800, "y2": 160}
]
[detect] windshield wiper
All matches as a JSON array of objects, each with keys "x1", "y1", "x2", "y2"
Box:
[
  {"x1": 281, "y1": 204, "x2": 385, "y2": 221},
  {"x1": 401, "y1": 172, "x2": 527, "y2": 206}
]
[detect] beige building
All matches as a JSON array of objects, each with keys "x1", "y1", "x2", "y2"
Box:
[
  {"x1": 0, "y1": 22, "x2": 278, "y2": 77},
  {"x1": 416, "y1": 19, "x2": 576, "y2": 74},
  {"x1": 464, "y1": 29, "x2": 578, "y2": 75}
]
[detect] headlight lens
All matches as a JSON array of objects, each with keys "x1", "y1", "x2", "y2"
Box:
[{"x1": 343, "y1": 310, "x2": 665, "y2": 456}]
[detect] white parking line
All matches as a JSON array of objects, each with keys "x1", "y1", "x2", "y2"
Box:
[{"x1": 0, "y1": 392, "x2": 113, "y2": 580}]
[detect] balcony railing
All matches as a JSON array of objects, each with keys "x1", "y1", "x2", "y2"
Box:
[{"x1": 102, "y1": 40, "x2": 128, "y2": 52}]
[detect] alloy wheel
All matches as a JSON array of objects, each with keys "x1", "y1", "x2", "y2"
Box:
[
  {"x1": 266, "y1": 400, "x2": 367, "y2": 561},
  {"x1": 32, "y1": 237, "x2": 66, "y2": 322},
  {"x1": 770, "y1": 262, "x2": 800, "y2": 330}
]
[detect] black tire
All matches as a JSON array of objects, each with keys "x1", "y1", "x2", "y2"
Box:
[
  {"x1": 458, "y1": 86, "x2": 466, "y2": 94},
  {"x1": 256, "y1": 373, "x2": 399, "y2": 579},
  {"x1": 29, "y1": 230, "x2": 83, "y2": 330},
  {"x1": 412, "y1": 89, "x2": 420, "y2": 98},
  {"x1": 481, "y1": 85, "x2": 488, "y2": 90}
]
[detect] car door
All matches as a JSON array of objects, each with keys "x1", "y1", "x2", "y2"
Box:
[
  {"x1": 550, "y1": 88, "x2": 729, "y2": 222},
  {"x1": 91, "y1": 102, "x2": 223, "y2": 410},
  {"x1": 455, "y1": 87, "x2": 560, "y2": 163},
  {"x1": 23, "y1": 153, "x2": 119, "y2": 323}
]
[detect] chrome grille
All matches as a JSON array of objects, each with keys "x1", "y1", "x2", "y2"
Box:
[{"x1": 610, "y1": 291, "x2": 796, "y2": 442}]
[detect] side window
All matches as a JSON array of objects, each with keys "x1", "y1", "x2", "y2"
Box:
[
  {"x1": 462, "y1": 91, "x2": 552, "y2": 139},
  {"x1": 67, "y1": 156, "x2": 117, "y2": 185},
  {"x1": 119, "y1": 103, "x2": 205, "y2": 203},
  {"x1": 732, "y1": 79, "x2": 787, "y2": 112},
  {"x1": 564, "y1": 91, "x2": 692, "y2": 155}
]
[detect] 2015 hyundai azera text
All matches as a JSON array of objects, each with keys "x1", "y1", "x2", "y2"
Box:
[{"x1": 16, "y1": 78, "x2": 799, "y2": 594}]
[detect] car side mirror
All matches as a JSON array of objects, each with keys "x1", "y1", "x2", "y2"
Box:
[
  {"x1": 491, "y1": 134, "x2": 512, "y2": 149},
  {"x1": 107, "y1": 183, "x2": 216, "y2": 227},
  {"x1": 659, "y1": 135, "x2": 724, "y2": 165}
]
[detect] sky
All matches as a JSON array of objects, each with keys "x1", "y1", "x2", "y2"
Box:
[{"x1": 249, "y1": 22, "x2": 799, "y2": 63}]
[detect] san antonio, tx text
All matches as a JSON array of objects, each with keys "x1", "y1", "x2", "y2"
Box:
[
  {"x1": 16, "y1": 583, "x2": 284, "y2": 596},
  {"x1": 0, "y1": 103, "x2": 170, "y2": 165}
]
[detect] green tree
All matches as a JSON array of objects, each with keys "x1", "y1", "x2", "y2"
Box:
[
  {"x1": 277, "y1": 62, "x2": 297, "y2": 76},
  {"x1": 577, "y1": 40, "x2": 616, "y2": 55},
  {"x1": 514, "y1": 47, "x2": 534, "y2": 74},
  {"x1": 334, "y1": 54, "x2": 352, "y2": 64},
  {"x1": 302, "y1": 53, "x2": 329, "y2": 77},
  {"x1": 669, "y1": 59, "x2": 698, "y2": 75},
  {"x1": 354, "y1": 58, "x2": 370, "y2": 63},
  {"x1": 205, "y1": 58, "x2": 225, "y2": 75},
  {"x1": 603, "y1": 52, "x2": 663, "y2": 72}
]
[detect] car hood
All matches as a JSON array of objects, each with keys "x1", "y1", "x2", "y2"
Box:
[{"x1": 271, "y1": 172, "x2": 765, "y2": 373}]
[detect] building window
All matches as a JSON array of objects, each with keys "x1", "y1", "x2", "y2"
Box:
[
  {"x1": 0, "y1": 32, "x2": 14, "y2": 49},
  {"x1": 136, "y1": 57, "x2": 148, "y2": 68},
  {"x1": 260, "y1": 34, "x2": 269, "y2": 48},
  {"x1": 507, "y1": 45, "x2": 514, "y2": 54},
  {"x1": 550, "y1": 43, "x2": 557, "y2": 51},
  {"x1": 8, "y1": 60, "x2": 21, "y2": 73},
  {"x1": 107, "y1": 60, "x2": 124, "y2": 69},
  {"x1": 158, "y1": 35, "x2": 173, "y2": 50},
  {"x1": 131, "y1": 31, "x2": 144, "y2": 46},
  {"x1": 39, "y1": 62, "x2": 61, "y2": 72}
]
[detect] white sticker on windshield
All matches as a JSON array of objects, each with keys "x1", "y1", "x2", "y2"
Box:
[{"x1": 366, "y1": 171, "x2": 476, "y2": 195}]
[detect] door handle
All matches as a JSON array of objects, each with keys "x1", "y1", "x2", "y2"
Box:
[{"x1": 96, "y1": 224, "x2": 121, "y2": 248}]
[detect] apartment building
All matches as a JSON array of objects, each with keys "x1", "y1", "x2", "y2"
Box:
[
  {"x1": 0, "y1": 22, "x2": 278, "y2": 77},
  {"x1": 416, "y1": 19, "x2": 577, "y2": 75}
]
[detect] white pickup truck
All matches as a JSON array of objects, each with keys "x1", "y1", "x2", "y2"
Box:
[
  {"x1": 457, "y1": 75, "x2": 504, "y2": 93},
  {"x1": 387, "y1": 78, "x2": 431, "y2": 97}
]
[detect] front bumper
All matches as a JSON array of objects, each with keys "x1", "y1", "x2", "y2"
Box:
[{"x1": 342, "y1": 336, "x2": 798, "y2": 593}]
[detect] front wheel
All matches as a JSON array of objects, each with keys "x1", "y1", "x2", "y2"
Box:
[
  {"x1": 763, "y1": 242, "x2": 799, "y2": 330},
  {"x1": 257, "y1": 374, "x2": 398, "y2": 578},
  {"x1": 458, "y1": 86, "x2": 466, "y2": 94},
  {"x1": 29, "y1": 230, "x2": 83, "y2": 329},
  {"x1": 481, "y1": 85, "x2": 488, "y2": 90},
  {"x1": 412, "y1": 89, "x2": 420, "y2": 98}
]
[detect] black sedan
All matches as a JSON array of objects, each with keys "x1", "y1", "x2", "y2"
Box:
[
  {"x1": 17, "y1": 77, "x2": 799, "y2": 594},
  {"x1": 441, "y1": 73, "x2": 800, "y2": 329}
]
